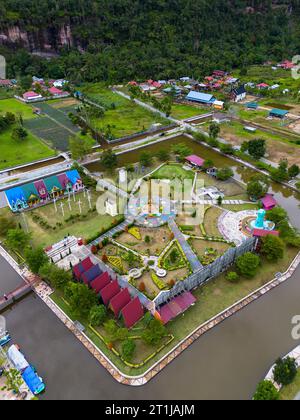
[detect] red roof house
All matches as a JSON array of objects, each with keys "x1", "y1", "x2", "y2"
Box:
[
  {"x1": 73, "y1": 257, "x2": 94, "y2": 280},
  {"x1": 121, "y1": 297, "x2": 144, "y2": 329},
  {"x1": 90, "y1": 272, "x2": 111, "y2": 294},
  {"x1": 0, "y1": 79, "x2": 12, "y2": 87},
  {"x1": 185, "y1": 155, "x2": 205, "y2": 167},
  {"x1": 23, "y1": 91, "x2": 43, "y2": 101},
  {"x1": 109, "y1": 288, "x2": 131, "y2": 317},
  {"x1": 48, "y1": 87, "x2": 65, "y2": 96},
  {"x1": 256, "y1": 83, "x2": 269, "y2": 89},
  {"x1": 261, "y1": 194, "x2": 277, "y2": 211},
  {"x1": 100, "y1": 280, "x2": 120, "y2": 306}
]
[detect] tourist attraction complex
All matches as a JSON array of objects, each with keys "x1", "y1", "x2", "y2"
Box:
[{"x1": 0, "y1": 65, "x2": 299, "y2": 399}]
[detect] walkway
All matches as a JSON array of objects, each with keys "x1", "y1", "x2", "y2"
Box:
[
  {"x1": 89, "y1": 217, "x2": 134, "y2": 247},
  {"x1": 97, "y1": 179, "x2": 129, "y2": 199},
  {"x1": 168, "y1": 219, "x2": 203, "y2": 271}
]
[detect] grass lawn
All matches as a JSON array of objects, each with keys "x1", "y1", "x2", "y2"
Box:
[
  {"x1": 203, "y1": 207, "x2": 224, "y2": 237},
  {"x1": 16, "y1": 191, "x2": 123, "y2": 248},
  {"x1": 171, "y1": 103, "x2": 209, "y2": 120},
  {"x1": 0, "y1": 98, "x2": 37, "y2": 120},
  {"x1": 0, "y1": 126, "x2": 56, "y2": 170},
  {"x1": 151, "y1": 163, "x2": 195, "y2": 180},
  {"x1": 81, "y1": 83, "x2": 169, "y2": 138},
  {"x1": 280, "y1": 368, "x2": 300, "y2": 400}
]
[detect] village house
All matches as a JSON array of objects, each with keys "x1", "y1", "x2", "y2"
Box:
[
  {"x1": 186, "y1": 91, "x2": 215, "y2": 105},
  {"x1": 232, "y1": 85, "x2": 247, "y2": 102},
  {"x1": 22, "y1": 91, "x2": 43, "y2": 102},
  {"x1": 0, "y1": 79, "x2": 13, "y2": 88},
  {"x1": 48, "y1": 86, "x2": 69, "y2": 98}
]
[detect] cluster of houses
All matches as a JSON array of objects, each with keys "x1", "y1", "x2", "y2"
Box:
[
  {"x1": 5, "y1": 170, "x2": 83, "y2": 213},
  {"x1": 128, "y1": 72, "x2": 248, "y2": 109},
  {"x1": 0, "y1": 78, "x2": 17, "y2": 88},
  {"x1": 21, "y1": 77, "x2": 70, "y2": 103},
  {"x1": 73, "y1": 257, "x2": 144, "y2": 329}
]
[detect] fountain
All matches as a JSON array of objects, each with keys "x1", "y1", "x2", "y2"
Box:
[{"x1": 250, "y1": 209, "x2": 275, "y2": 231}]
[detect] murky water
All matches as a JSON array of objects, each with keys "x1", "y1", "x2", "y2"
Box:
[{"x1": 1, "y1": 135, "x2": 300, "y2": 399}]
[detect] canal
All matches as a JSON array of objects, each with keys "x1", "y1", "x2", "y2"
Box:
[{"x1": 1, "y1": 134, "x2": 300, "y2": 399}]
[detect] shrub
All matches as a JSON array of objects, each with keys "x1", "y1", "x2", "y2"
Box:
[
  {"x1": 253, "y1": 380, "x2": 280, "y2": 401},
  {"x1": 151, "y1": 272, "x2": 166, "y2": 290},
  {"x1": 89, "y1": 305, "x2": 107, "y2": 327},
  {"x1": 261, "y1": 235, "x2": 285, "y2": 262},
  {"x1": 91, "y1": 245, "x2": 98, "y2": 255},
  {"x1": 142, "y1": 319, "x2": 166, "y2": 346},
  {"x1": 139, "y1": 282, "x2": 146, "y2": 292},
  {"x1": 226, "y1": 272, "x2": 239, "y2": 283},
  {"x1": 122, "y1": 339, "x2": 136, "y2": 361},
  {"x1": 273, "y1": 357, "x2": 298, "y2": 386},
  {"x1": 236, "y1": 252, "x2": 260, "y2": 278}
]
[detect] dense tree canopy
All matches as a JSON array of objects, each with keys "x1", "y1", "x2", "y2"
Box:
[{"x1": 0, "y1": 1, "x2": 300, "y2": 83}]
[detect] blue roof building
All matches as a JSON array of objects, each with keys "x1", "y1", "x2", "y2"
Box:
[
  {"x1": 5, "y1": 186, "x2": 28, "y2": 212},
  {"x1": 186, "y1": 91, "x2": 215, "y2": 104},
  {"x1": 269, "y1": 109, "x2": 289, "y2": 119},
  {"x1": 66, "y1": 170, "x2": 82, "y2": 186}
]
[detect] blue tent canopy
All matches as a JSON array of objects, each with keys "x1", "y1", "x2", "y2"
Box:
[
  {"x1": 66, "y1": 170, "x2": 81, "y2": 186},
  {"x1": 22, "y1": 366, "x2": 45, "y2": 395}
]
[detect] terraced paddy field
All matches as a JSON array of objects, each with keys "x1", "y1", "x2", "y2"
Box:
[{"x1": 24, "y1": 100, "x2": 94, "y2": 152}]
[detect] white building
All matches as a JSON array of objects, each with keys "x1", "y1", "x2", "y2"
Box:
[{"x1": 105, "y1": 198, "x2": 118, "y2": 217}]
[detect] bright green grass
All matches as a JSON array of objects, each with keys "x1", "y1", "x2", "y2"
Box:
[
  {"x1": 151, "y1": 163, "x2": 195, "y2": 180},
  {"x1": 0, "y1": 126, "x2": 56, "y2": 170},
  {"x1": 0, "y1": 98, "x2": 37, "y2": 120},
  {"x1": 171, "y1": 104, "x2": 209, "y2": 120},
  {"x1": 280, "y1": 369, "x2": 300, "y2": 400},
  {"x1": 81, "y1": 83, "x2": 169, "y2": 138}
]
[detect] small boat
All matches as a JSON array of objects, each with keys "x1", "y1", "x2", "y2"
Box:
[{"x1": 0, "y1": 332, "x2": 11, "y2": 347}]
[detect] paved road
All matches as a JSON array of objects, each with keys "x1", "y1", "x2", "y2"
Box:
[{"x1": 168, "y1": 219, "x2": 203, "y2": 271}]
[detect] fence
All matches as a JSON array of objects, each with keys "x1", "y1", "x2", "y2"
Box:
[
  {"x1": 153, "y1": 237, "x2": 256, "y2": 308},
  {"x1": 106, "y1": 123, "x2": 177, "y2": 145}
]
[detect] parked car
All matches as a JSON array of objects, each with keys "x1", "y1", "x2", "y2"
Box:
[{"x1": 0, "y1": 332, "x2": 11, "y2": 347}]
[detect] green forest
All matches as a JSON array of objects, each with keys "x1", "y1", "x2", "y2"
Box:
[{"x1": 0, "y1": 0, "x2": 300, "y2": 82}]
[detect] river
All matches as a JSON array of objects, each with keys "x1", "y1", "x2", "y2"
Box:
[{"x1": 1, "y1": 135, "x2": 300, "y2": 399}]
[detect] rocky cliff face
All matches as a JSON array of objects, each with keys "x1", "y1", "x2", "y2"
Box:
[{"x1": 0, "y1": 24, "x2": 75, "y2": 51}]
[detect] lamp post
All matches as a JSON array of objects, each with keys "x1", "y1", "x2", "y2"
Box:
[{"x1": 60, "y1": 202, "x2": 65, "y2": 217}]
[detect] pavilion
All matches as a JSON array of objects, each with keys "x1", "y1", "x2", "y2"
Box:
[
  {"x1": 185, "y1": 155, "x2": 205, "y2": 169},
  {"x1": 261, "y1": 194, "x2": 277, "y2": 211}
]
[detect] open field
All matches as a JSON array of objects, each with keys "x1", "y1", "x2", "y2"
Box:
[
  {"x1": 151, "y1": 163, "x2": 195, "y2": 180},
  {"x1": 0, "y1": 98, "x2": 37, "y2": 120},
  {"x1": 0, "y1": 126, "x2": 56, "y2": 170},
  {"x1": 171, "y1": 103, "x2": 210, "y2": 120},
  {"x1": 23, "y1": 99, "x2": 95, "y2": 152},
  {"x1": 81, "y1": 83, "x2": 169, "y2": 139},
  {"x1": 203, "y1": 207, "x2": 224, "y2": 237},
  {"x1": 216, "y1": 121, "x2": 300, "y2": 166}
]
